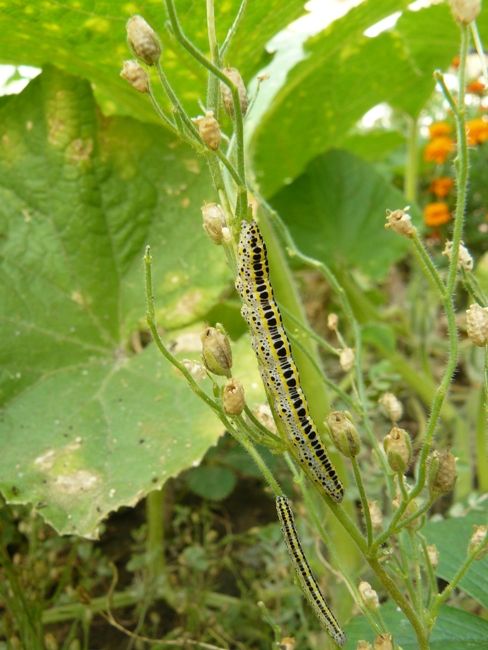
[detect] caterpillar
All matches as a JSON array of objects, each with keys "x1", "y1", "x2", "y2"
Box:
[
  {"x1": 276, "y1": 496, "x2": 347, "y2": 646},
  {"x1": 236, "y1": 220, "x2": 344, "y2": 504}
]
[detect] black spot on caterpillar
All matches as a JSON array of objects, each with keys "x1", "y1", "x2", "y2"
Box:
[
  {"x1": 276, "y1": 496, "x2": 346, "y2": 646},
  {"x1": 236, "y1": 220, "x2": 344, "y2": 503}
]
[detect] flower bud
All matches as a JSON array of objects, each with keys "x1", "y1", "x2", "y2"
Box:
[
  {"x1": 466, "y1": 303, "x2": 488, "y2": 347},
  {"x1": 374, "y1": 633, "x2": 393, "y2": 650},
  {"x1": 468, "y1": 525, "x2": 488, "y2": 559},
  {"x1": 385, "y1": 206, "x2": 414, "y2": 238},
  {"x1": 430, "y1": 450, "x2": 458, "y2": 495},
  {"x1": 220, "y1": 68, "x2": 248, "y2": 119},
  {"x1": 201, "y1": 326, "x2": 232, "y2": 377},
  {"x1": 368, "y1": 501, "x2": 383, "y2": 530},
  {"x1": 359, "y1": 581, "x2": 380, "y2": 612},
  {"x1": 450, "y1": 0, "x2": 481, "y2": 23},
  {"x1": 383, "y1": 426, "x2": 412, "y2": 473},
  {"x1": 193, "y1": 111, "x2": 221, "y2": 150},
  {"x1": 201, "y1": 203, "x2": 226, "y2": 245},
  {"x1": 379, "y1": 393, "x2": 403, "y2": 423},
  {"x1": 327, "y1": 313, "x2": 339, "y2": 330},
  {"x1": 442, "y1": 240, "x2": 473, "y2": 270},
  {"x1": 357, "y1": 642, "x2": 373, "y2": 650},
  {"x1": 126, "y1": 15, "x2": 162, "y2": 66},
  {"x1": 223, "y1": 378, "x2": 245, "y2": 415},
  {"x1": 326, "y1": 411, "x2": 361, "y2": 458},
  {"x1": 179, "y1": 359, "x2": 207, "y2": 382},
  {"x1": 340, "y1": 347, "x2": 355, "y2": 372},
  {"x1": 427, "y1": 544, "x2": 439, "y2": 569},
  {"x1": 120, "y1": 60, "x2": 149, "y2": 93}
]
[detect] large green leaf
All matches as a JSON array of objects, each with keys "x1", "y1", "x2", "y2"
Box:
[
  {"x1": 0, "y1": 0, "x2": 305, "y2": 121},
  {"x1": 0, "y1": 65, "x2": 238, "y2": 537},
  {"x1": 270, "y1": 149, "x2": 416, "y2": 280}
]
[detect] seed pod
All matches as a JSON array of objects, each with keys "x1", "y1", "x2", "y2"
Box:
[
  {"x1": 278, "y1": 638, "x2": 295, "y2": 650},
  {"x1": 430, "y1": 449, "x2": 458, "y2": 495},
  {"x1": 179, "y1": 359, "x2": 207, "y2": 382},
  {"x1": 368, "y1": 501, "x2": 383, "y2": 530},
  {"x1": 466, "y1": 303, "x2": 488, "y2": 347},
  {"x1": 379, "y1": 393, "x2": 403, "y2": 423},
  {"x1": 220, "y1": 67, "x2": 248, "y2": 119},
  {"x1": 126, "y1": 15, "x2": 162, "y2": 66},
  {"x1": 326, "y1": 411, "x2": 361, "y2": 458},
  {"x1": 374, "y1": 633, "x2": 393, "y2": 650},
  {"x1": 340, "y1": 347, "x2": 355, "y2": 372},
  {"x1": 385, "y1": 206, "x2": 414, "y2": 238},
  {"x1": 427, "y1": 544, "x2": 439, "y2": 569},
  {"x1": 201, "y1": 326, "x2": 232, "y2": 377},
  {"x1": 193, "y1": 111, "x2": 220, "y2": 150},
  {"x1": 442, "y1": 240, "x2": 473, "y2": 270},
  {"x1": 223, "y1": 378, "x2": 245, "y2": 415},
  {"x1": 327, "y1": 313, "x2": 339, "y2": 330},
  {"x1": 450, "y1": 0, "x2": 481, "y2": 23},
  {"x1": 120, "y1": 60, "x2": 149, "y2": 93},
  {"x1": 359, "y1": 581, "x2": 380, "y2": 612},
  {"x1": 253, "y1": 403, "x2": 278, "y2": 434},
  {"x1": 468, "y1": 525, "x2": 488, "y2": 559},
  {"x1": 201, "y1": 203, "x2": 226, "y2": 245},
  {"x1": 357, "y1": 642, "x2": 373, "y2": 650},
  {"x1": 384, "y1": 426, "x2": 412, "y2": 473}
]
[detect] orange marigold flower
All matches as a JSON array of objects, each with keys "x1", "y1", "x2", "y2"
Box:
[
  {"x1": 424, "y1": 202, "x2": 451, "y2": 227},
  {"x1": 451, "y1": 55, "x2": 460, "y2": 68},
  {"x1": 467, "y1": 80, "x2": 485, "y2": 94},
  {"x1": 424, "y1": 137, "x2": 455, "y2": 163},
  {"x1": 429, "y1": 177, "x2": 454, "y2": 198},
  {"x1": 466, "y1": 118, "x2": 488, "y2": 145},
  {"x1": 429, "y1": 122, "x2": 452, "y2": 138}
]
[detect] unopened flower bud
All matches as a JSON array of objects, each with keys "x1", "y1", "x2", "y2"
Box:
[
  {"x1": 450, "y1": 0, "x2": 481, "y2": 23},
  {"x1": 430, "y1": 450, "x2": 458, "y2": 495},
  {"x1": 442, "y1": 240, "x2": 473, "y2": 270},
  {"x1": 340, "y1": 347, "x2": 355, "y2": 372},
  {"x1": 327, "y1": 313, "x2": 339, "y2": 330},
  {"x1": 326, "y1": 411, "x2": 361, "y2": 458},
  {"x1": 357, "y1": 642, "x2": 373, "y2": 650},
  {"x1": 358, "y1": 581, "x2": 380, "y2": 612},
  {"x1": 126, "y1": 15, "x2": 162, "y2": 65},
  {"x1": 221, "y1": 68, "x2": 248, "y2": 119},
  {"x1": 193, "y1": 111, "x2": 220, "y2": 150},
  {"x1": 374, "y1": 633, "x2": 393, "y2": 650},
  {"x1": 427, "y1": 544, "x2": 439, "y2": 569},
  {"x1": 379, "y1": 393, "x2": 403, "y2": 423},
  {"x1": 466, "y1": 303, "x2": 488, "y2": 347},
  {"x1": 368, "y1": 501, "x2": 383, "y2": 529},
  {"x1": 201, "y1": 203, "x2": 226, "y2": 244},
  {"x1": 201, "y1": 326, "x2": 232, "y2": 377},
  {"x1": 385, "y1": 206, "x2": 414, "y2": 238},
  {"x1": 222, "y1": 378, "x2": 245, "y2": 415},
  {"x1": 384, "y1": 426, "x2": 412, "y2": 473},
  {"x1": 253, "y1": 403, "x2": 278, "y2": 434},
  {"x1": 179, "y1": 359, "x2": 207, "y2": 382},
  {"x1": 468, "y1": 525, "x2": 488, "y2": 559},
  {"x1": 120, "y1": 60, "x2": 149, "y2": 93}
]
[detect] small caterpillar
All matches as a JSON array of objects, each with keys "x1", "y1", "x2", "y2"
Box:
[
  {"x1": 276, "y1": 496, "x2": 347, "y2": 646},
  {"x1": 236, "y1": 220, "x2": 344, "y2": 503}
]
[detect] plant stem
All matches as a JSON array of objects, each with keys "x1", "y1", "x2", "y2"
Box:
[
  {"x1": 351, "y1": 457, "x2": 374, "y2": 547},
  {"x1": 405, "y1": 115, "x2": 419, "y2": 204}
]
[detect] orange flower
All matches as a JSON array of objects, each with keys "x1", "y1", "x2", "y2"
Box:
[
  {"x1": 467, "y1": 80, "x2": 485, "y2": 94},
  {"x1": 424, "y1": 202, "x2": 451, "y2": 227},
  {"x1": 424, "y1": 137, "x2": 455, "y2": 163},
  {"x1": 429, "y1": 177, "x2": 454, "y2": 198},
  {"x1": 466, "y1": 118, "x2": 488, "y2": 145},
  {"x1": 451, "y1": 55, "x2": 460, "y2": 68},
  {"x1": 429, "y1": 122, "x2": 452, "y2": 138}
]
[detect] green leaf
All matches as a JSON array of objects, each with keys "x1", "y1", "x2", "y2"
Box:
[
  {"x1": 423, "y1": 507, "x2": 488, "y2": 610},
  {"x1": 0, "y1": 0, "x2": 305, "y2": 121},
  {"x1": 185, "y1": 466, "x2": 237, "y2": 500},
  {"x1": 270, "y1": 149, "x2": 417, "y2": 280},
  {"x1": 0, "y1": 65, "x2": 236, "y2": 537}
]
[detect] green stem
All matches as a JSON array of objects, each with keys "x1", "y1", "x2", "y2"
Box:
[
  {"x1": 220, "y1": 0, "x2": 248, "y2": 60},
  {"x1": 408, "y1": 528, "x2": 424, "y2": 617},
  {"x1": 405, "y1": 115, "x2": 419, "y2": 204},
  {"x1": 351, "y1": 457, "x2": 373, "y2": 547},
  {"x1": 418, "y1": 534, "x2": 438, "y2": 608}
]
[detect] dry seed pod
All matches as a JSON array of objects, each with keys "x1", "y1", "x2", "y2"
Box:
[
  {"x1": 278, "y1": 638, "x2": 295, "y2": 650},
  {"x1": 201, "y1": 203, "x2": 226, "y2": 245},
  {"x1": 201, "y1": 326, "x2": 232, "y2": 377},
  {"x1": 430, "y1": 449, "x2": 458, "y2": 495},
  {"x1": 193, "y1": 111, "x2": 221, "y2": 150},
  {"x1": 220, "y1": 67, "x2": 248, "y2": 119},
  {"x1": 327, "y1": 313, "x2": 339, "y2": 330},
  {"x1": 468, "y1": 525, "x2": 488, "y2": 559},
  {"x1": 450, "y1": 0, "x2": 481, "y2": 23},
  {"x1": 340, "y1": 347, "x2": 355, "y2": 372},
  {"x1": 384, "y1": 426, "x2": 412, "y2": 473},
  {"x1": 357, "y1": 642, "x2": 373, "y2": 650},
  {"x1": 326, "y1": 411, "x2": 361, "y2": 458},
  {"x1": 368, "y1": 501, "x2": 383, "y2": 530},
  {"x1": 223, "y1": 378, "x2": 245, "y2": 415},
  {"x1": 442, "y1": 240, "x2": 473, "y2": 270},
  {"x1": 466, "y1": 303, "x2": 488, "y2": 347},
  {"x1": 385, "y1": 206, "x2": 414, "y2": 238},
  {"x1": 253, "y1": 403, "x2": 278, "y2": 434},
  {"x1": 358, "y1": 581, "x2": 380, "y2": 612},
  {"x1": 374, "y1": 633, "x2": 393, "y2": 650},
  {"x1": 379, "y1": 393, "x2": 403, "y2": 423},
  {"x1": 427, "y1": 544, "x2": 439, "y2": 569},
  {"x1": 126, "y1": 15, "x2": 162, "y2": 66},
  {"x1": 120, "y1": 60, "x2": 149, "y2": 93},
  {"x1": 180, "y1": 359, "x2": 207, "y2": 382}
]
